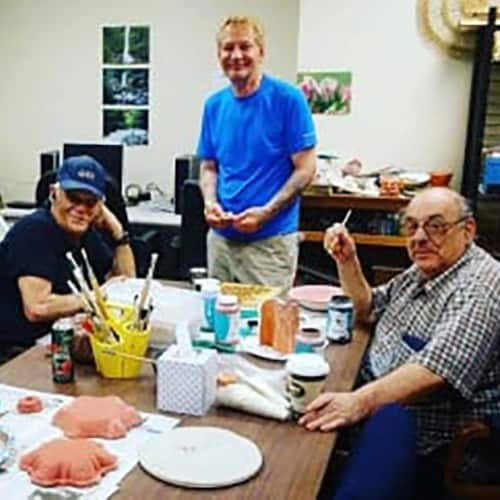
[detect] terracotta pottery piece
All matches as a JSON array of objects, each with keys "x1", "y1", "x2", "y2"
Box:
[
  {"x1": 53, "y1": 395, "x2": 141, "y2": 439},
  {"x1": 17, "y1": 395, "x2": 43, "y2": 414},
  {"x1": 20, "y1": 438, "x2": 117, "y2": 487},
  {"x1": 259, "y1": 299, "x2": 299, "y2": 354}
]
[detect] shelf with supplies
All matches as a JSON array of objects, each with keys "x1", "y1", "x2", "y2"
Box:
[
  {"x1": 300, "y1": 190, "x2": 410, "y2": 246},
  {"x1": 301, "y1": 231, "x2": 408, "y2": 248},
  {"x1": 298, "y1": 190, "x2": 412, "y2": 285}
]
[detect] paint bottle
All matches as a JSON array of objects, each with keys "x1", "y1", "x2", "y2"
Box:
[{"x1": 214, "y1": 294, "x2": 240, "y2": 345}]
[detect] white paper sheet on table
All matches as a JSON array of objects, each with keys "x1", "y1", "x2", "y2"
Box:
[
  {"x1": 104, "y1": 279, "x2": 203, "y2": 336},
  {"x1": 0, "y1": 383, "x2": 179, "y2": 499}
]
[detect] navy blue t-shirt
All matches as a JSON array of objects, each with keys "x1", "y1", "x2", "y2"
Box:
[{"x1": 0, "y1": 208, "x2": 113, "y2": 346}]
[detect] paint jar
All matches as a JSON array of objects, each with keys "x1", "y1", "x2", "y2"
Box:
[
  {"x1": 214, "y1": 294, "x2": 240, "y2": 345},
  {"x1": 295, "y1": 327, "x2": 327, "y2": 358},
  {"x1": 326, "y1": 295, "x2": 353, "y2": 343},
  {"x1": 200, "y1": 280, "x2": 220, "y2": 332}
]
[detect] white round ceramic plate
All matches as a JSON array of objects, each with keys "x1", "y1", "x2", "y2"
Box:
[
  {"x1": 139, "y1": 426, "x2": 262, "y2": 488},
  {"x1": 288, "y1": 285, "x2": 343, "y2": 311},
  {"x1": 399, "y1": 172, "x2": 430, "y2": 186},
  {"x1": 239, "y1": 336, "x2": 289, "y2": 362}
]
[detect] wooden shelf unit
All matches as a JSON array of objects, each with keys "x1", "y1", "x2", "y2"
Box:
[
  {"x1": 300, "y1": 192, "x2": 410, "y2": 247},
  {"x1": 301, "y1": 230, "x2": 408, "y2": 248}
]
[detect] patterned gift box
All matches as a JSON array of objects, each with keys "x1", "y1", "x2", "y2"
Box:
[{"x1": 156, "y1": 346, "x2": 217, "y2": 416}]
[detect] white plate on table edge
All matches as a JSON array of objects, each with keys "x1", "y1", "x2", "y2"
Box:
[
  {"x1": 239, "y1": 336, "x2": 289, "y2": 362},
  {"x1": 138, "y1": 426, "x2": 262, "y2": 488}
]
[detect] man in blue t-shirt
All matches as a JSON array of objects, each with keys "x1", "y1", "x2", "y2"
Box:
[
  {"x1": 197, "y1": 15, "x2": 317, "y2": 291},
  {"x1": 0, "y1": 156, "x2": 135, "y2": 358}
]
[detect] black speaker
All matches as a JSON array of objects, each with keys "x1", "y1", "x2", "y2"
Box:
[
  {"x1": 40, "y1": 150, "x2": 60, "y2": 177},
  {"x1": 174, "y1": 154, "x2": 200, "y2": 214}
]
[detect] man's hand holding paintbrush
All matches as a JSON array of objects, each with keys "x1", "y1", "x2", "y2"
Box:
[{"x1": 323, "y1": 209, "x2": 356, "y2": 264}]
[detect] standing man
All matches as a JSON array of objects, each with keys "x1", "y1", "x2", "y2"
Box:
[
  {"x1": 197, "y1": 15, "x2": 317, "y2": 291},
  {"x1": 0, "y1": 155, "x2": 135, "y2": 358}
]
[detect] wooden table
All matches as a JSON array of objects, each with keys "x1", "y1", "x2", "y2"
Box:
[{"x1": 0, "y1": 326, "x2": 370, "y2": 499}]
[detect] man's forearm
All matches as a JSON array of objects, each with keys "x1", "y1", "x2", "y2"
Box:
[
  {"x1": 263, "y1": 149, "x2": 316, "y2": 219},
  {"x1": 355, "y1": 363, "x2": 446, "y2": 416},
  {"x1": 200, "y1": 161, "x2": 218, "y2": 205},
  {"x1": 25, "y1": 293, "x2": 83, "y2": 322},
  {"x1": 337, "y1": 255, "x2": 373, "y2": 321},
  {"x1": 112, "y1": 245, "x2": 136, "y2": 277}
]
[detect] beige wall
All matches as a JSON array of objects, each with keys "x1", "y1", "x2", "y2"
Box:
[
  {"x1": 0, "y1": 0, "x2": 299, "y2": 201},
  {"x1": 298, "y1": 0, "x2": 472, "y2": 188}
]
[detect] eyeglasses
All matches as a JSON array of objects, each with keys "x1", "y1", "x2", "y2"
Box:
[
  {"x1": 64, "y1": 190, "x2": 100, "y2": 209},
  {"x1": 401, "y1": 215, "x2": 469, "y2": 240}
]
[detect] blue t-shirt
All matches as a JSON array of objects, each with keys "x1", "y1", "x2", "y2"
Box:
[
  {"x1": 197, "y1": 74, "x2": 317, "y2": 242},
  {"x1": 0, "y1": 208, "x2": 113, "y2": 346}
]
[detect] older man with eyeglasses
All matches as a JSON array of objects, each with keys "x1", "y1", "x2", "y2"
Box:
[
  {"x1": 300, "y1": 187, "x2": 500, "y2": 496},
  {"x1": 0, "y1": 156, "x2": 135, "y2": 361}
]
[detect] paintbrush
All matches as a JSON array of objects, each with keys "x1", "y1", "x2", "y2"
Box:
[
  {"x1": 80, "y1": 248, "x2": 108, "y2": 320},
  {"x1": 135, "y1": 253, "x2": 159, "y2": 326}
]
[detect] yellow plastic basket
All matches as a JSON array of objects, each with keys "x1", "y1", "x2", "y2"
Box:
[{"x1": 89, "y1": 303, "x2": 151, "y2": 379}]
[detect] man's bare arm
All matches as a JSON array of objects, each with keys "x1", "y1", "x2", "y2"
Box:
[
  {"x1": 18, "y1": 276, "x2": 83, "y2": 323},
  {"x1": 263, "y1": 147, "x2": 316, "y2": 219}
]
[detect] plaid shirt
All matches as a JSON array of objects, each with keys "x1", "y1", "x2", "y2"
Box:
[{"x1": 360, "y1": 243, "x2": 500, "y2": 454}]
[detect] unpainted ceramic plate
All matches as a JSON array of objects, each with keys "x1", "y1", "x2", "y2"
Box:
[
  {"x1": 139, "y1": 426, "x2": 263, "y2": 488},
  {"x1": 239, "y1": 336, "x2": 289, "y2": 362},
  {"x1": 288, "y1": 285, "x2": 343, "y2": 312}
]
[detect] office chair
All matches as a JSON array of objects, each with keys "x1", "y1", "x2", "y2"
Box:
[
  {"x1": 444, "y1": 419, "x2": 500, "y2": 499},
  {"x1": 179, "y1": 179, "x2": 208, "y2": 279}
]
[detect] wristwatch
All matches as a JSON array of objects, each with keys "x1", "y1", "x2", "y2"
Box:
[{"x1": 114, "y1": 231, "x2": 130, "y2": 246}]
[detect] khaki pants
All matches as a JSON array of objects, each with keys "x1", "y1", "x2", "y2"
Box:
[{"x1": 207, "y1": 230, "x2": 298, "y2": 293}]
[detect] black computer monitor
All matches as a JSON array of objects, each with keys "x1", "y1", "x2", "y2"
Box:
[
  {"x1": 63, "y1": 143, "x2": 124, "y2": 193},
  {"x1": 40, "y1": 150, "x2": 60, "y2": 177}
]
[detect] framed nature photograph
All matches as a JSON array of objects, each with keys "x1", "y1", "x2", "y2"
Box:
[
  {"x1": 297, "y1": 71, "x2": 352, "y2": 115},
  {"x1": 103, "y1": 25, "x2": 150, "y2": 64},
  {"x1": 103, "y1": 109, "x2": 149, "y2": 146},
  {"x1": 103, "y1": 68, "x2": 149, "y2": 106}
]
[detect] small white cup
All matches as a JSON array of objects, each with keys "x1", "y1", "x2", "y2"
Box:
[{"x1": 285, "y1": 354, "x2": 330, "y2": 415}]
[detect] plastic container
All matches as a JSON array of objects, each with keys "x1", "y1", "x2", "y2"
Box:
[
  {"x1": 89, "y1": 303, "x2": 151, "y2": 379},
  {"x1": 200, "y1": 280, "x2": 220, "y2": 331},
  {"x1": 214, "y1": 294, "x2": 240, "y2": 345}
]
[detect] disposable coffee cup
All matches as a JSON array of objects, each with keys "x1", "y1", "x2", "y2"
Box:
[{"x1": 285, "y1": 354, "x2": 330, "y2": 415}]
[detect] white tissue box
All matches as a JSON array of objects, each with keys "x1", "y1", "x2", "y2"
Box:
[{"x1": 156, "y1": 346, "x2": 218, "y2": 416}]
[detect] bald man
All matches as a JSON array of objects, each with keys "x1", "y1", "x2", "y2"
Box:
[{"x1": 301, "y1": 188, "x2": 500, "y2": 490}]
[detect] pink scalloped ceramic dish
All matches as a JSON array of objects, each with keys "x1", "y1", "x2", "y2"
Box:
[
  {"x1": 52, "y1": 395, "x2": 142, "y2": 439},
  {"x1": 17, "y1": 395, "x2": 43, "y2": 414},
  {"x1": 20, "y1": 438, "x2": 117, "y2": 487},
  {"x1": 288, "y1": 285, "x2": 343, "y2": 311}
]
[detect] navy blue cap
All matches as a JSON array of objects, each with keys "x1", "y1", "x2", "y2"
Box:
[{"x1": 57, "y1": 155, "x2": 106, "y2": 199}]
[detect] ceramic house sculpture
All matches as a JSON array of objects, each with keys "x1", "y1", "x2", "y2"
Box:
[{"x1": 259, "y1": 299, "x2": 299, "y2": 354}]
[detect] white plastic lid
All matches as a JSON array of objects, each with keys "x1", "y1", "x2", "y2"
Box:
[
  {"x1": 200, "y1": 279, "x2": 221, "y2": 294},
  {"x1": 286, "y1": 353, "x2": 330, "y2": 378},
  {"x1": 217, "y1": 294, "x2": 238, "y2": 306}
]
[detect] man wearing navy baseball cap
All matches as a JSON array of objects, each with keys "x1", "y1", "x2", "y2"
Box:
[{"x1": 0, "y1": 155, "x2": 135, "y2": 360}]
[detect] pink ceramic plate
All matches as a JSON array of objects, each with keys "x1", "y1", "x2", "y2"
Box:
[{"x1": 288, "y1": 285, "x2": 343, "y2": 311}]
